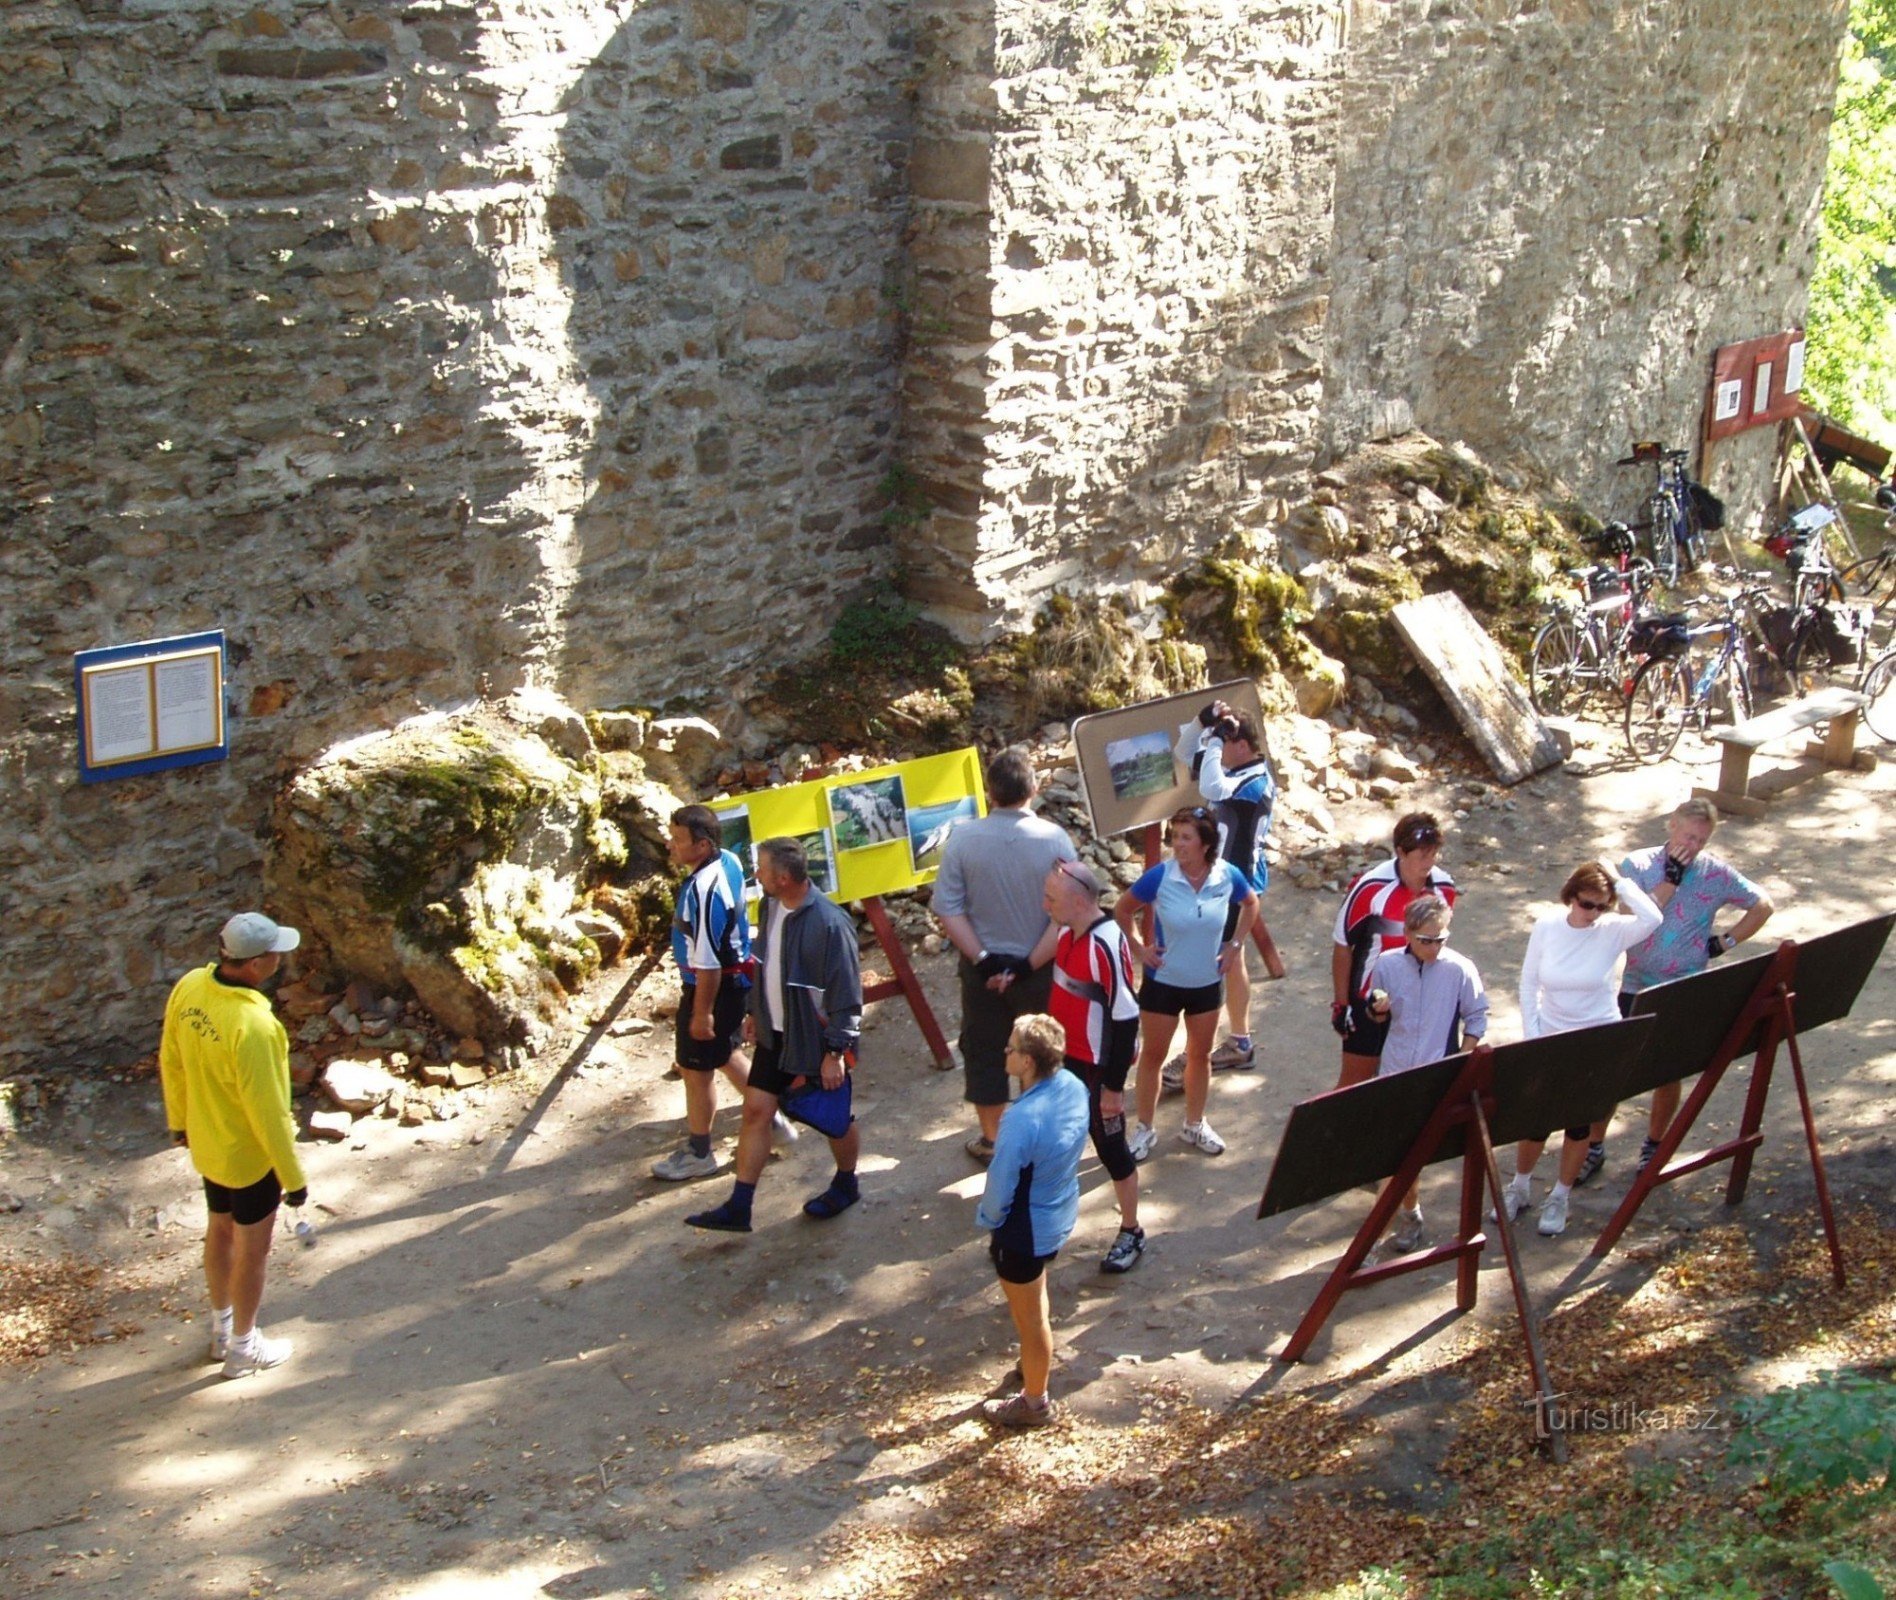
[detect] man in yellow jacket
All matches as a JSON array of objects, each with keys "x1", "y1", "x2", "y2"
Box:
[{"x1": 160, "y1": 912, "x2": 308, "y2": 1379}]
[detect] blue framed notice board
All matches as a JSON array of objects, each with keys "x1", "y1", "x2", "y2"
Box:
[{"x1": 74, "y1": 631, "x2": 229, "y2": 784}]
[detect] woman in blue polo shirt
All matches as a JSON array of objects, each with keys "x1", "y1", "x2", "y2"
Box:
[
  {"x1": 976, "y1": 1013, "x2": 1090, "y2": 1429},
  {"x1": 1114, "y1": 807, "x2": 1257, "y2": 1160}
]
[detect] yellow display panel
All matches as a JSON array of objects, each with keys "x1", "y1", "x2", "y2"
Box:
[{"x1": 711, "y1": 746, "x2": 986, "y2": 902}]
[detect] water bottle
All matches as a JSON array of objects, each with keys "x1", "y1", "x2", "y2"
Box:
[{"x1": 287, "y1": 1203, "x2": 316, "y2": 1245}]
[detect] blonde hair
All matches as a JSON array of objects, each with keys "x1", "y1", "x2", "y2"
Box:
[{"x1": 1008, "y1": 1013, "x2": 1066, "y2": 1082}]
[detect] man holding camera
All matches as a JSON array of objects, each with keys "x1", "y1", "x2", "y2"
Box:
[
  {"x1": 932, "y1": 747, "x2": 1078, "y2": 1162},
  {"x1": 1173, "y1": 699, "x2": 1283, "y2": 1070},
  {"x1": 160, "y1": 912, "x2": 308, "y2": 1379}
]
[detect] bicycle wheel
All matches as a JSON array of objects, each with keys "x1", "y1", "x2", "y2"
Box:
[
  {"x1": 1644, "y1": 494, "x2": 1680, "y2": 588},
  {"x1": 1703, "y1": 650, "x2": 1752, "y2": 734},
  {"x1": 1530, "y1": 617, "x2": 1586, "y2": 715},
  {"x1": 1862, "y1": 650, "x2": 1896, "y2": 743},
  {"x1": 1838, "y1": 553, "x2": 1896, "y2": 613},
  {"x1": 1623, "y1": 656, "x2": 1688, "y2": 763}
]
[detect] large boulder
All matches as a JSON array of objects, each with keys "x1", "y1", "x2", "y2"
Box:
[{"x1": 269, "y1": 696, "x2": 679, "y2": 1054}]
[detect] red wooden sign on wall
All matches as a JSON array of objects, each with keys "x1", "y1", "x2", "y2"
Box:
[{"x1": 1704, "y1": 330, "x2": 1806, "y2": 443}]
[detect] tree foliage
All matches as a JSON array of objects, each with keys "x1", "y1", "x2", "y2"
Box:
[{"x1": 1807, "y1": 1, "x2": 1896, "y2": 437}]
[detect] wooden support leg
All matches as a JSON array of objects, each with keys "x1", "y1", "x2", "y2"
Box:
[
  {"x1": 1820, "y1": 708, "x2": 1860, "y2": 769},
  {"x1": 1783, "y1": 1026, "x2": 1848, "y2": 1288},
  {"x1": 860, "y1": 896, "x2": 953, "y2": 1070},
  {"x1": 1250, "y1": 916, "x2": 1287, "y2": 980},
  {"x1": 1472, "y1": 1095, "x2": 1567, "y2": 1464}
]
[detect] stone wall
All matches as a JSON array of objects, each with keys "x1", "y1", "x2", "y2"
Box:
[
  {"x1": 901, "y1": 0, "x2": 1845, "y2": 637},
  {"x1": 0, "y1": 0, "x2": 1851, "y2": 1072},
  {"x1": 1321, "y1": 0, "x2": 1847, "y2": 528},
  {"x1": 901, "y1": 0, "x2": 1348, "y2": 634},
  {"x1": 0, "y1": 0, "x2": 912, "y2": 1072}
]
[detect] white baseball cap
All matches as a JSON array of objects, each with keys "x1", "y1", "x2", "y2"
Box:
[{"x1": 219, "y1": 913, "x2": 301, "y2": 960}]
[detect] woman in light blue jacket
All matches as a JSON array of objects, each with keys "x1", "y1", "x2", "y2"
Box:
[{"x1": 975, "y1": 1013, "x2": 1089, "y2": 1429}]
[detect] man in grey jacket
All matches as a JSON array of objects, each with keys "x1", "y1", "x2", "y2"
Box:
[{"x1": 687, "y1": 836, "x2": 864, "y2": 1233}]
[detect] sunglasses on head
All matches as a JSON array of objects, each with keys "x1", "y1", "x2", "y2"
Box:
[{"x1": 1399, "y1": 828, "x2": 1442, "y2": 850}]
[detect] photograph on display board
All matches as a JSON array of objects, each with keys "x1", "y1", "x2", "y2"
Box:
[
  {"x1": 907, "y1": 794, "x2": 980, "y2": 873},
  {"x1": 1103, "y1": 728, "x2": 1178, "y2": 802},
  {"x1": 828, "y1": 774, "x2": 908, "y2": 853},
  {"x1": 717, "y1": 805, "x2": 756, "y2": 892},
  {"x1": 795, "y1": 829, "x2": 838, "y2": 895}
]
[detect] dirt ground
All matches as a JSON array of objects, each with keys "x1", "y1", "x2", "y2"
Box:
[{"x1": 3, "y1": 712, "x2": 1893, "y2": 1600}]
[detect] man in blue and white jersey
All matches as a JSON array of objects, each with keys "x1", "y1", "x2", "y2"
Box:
[
  {"x1": 652, "y1": 804, "x2": 763, "y2": 1181},
  {"x1": 1174, "y1": 702, "x2": 1281, "y2": 1070}
]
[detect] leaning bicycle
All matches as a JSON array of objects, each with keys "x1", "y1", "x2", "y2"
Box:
[
  {"x1": 1622, "y1": 592, "x2": 1756, "y2": 764},
  {"x1": 1617, "y1": 441, "x2": 1721, "y2": 588},
  {"x1": 1528, "y1": 525, "x2": 1659, "y2": 715}
]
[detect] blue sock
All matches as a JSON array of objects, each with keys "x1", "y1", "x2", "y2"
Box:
[
  {"x1": 731, "y1": 1180, "x2": 756, "y2": 1214},
  {"x1": 1232, "y1": 1035, "x2": 1252, "y2": 1049},
  {"x1": 688, "y1": 1132, "x2": 712, "y2": 1159},
  {"x1": 831, "y1": 1169, "x2": 859, "y2": 1198}
]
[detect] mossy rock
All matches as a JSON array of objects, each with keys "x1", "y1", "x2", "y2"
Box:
[
  {"x1": 972, "y1": 592, "x2": 1203, "y2": 723},
  {"x1": 271, "y1": 702, "x2": 681, "y2": 1052},
  {"x1": 1162, "y1": 553, "x2": 1320, "y2": 680}
]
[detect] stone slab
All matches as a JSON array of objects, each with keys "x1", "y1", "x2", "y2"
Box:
[{"x1": 1390, "y1": 592, "x2": 1564, "y2": 785}]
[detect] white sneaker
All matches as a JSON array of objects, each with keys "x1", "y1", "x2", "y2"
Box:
[
  {"x1": 1179, "y1": 1120, "x2": 1226, "y2": 1156},
  {"x1": 208, "y1": 1323, "x2": 231, "y2": 1364},
  {"x1": 1502, "y1": 1182, "x2": 1532, "y2": 1223},
  {"x1": 223, "y1": 1330, "x2": 293, "y2": 1379},
  {"x1": 1538, "y1": 1189, "x2": 1570, "y2": 1238},
  {"x1": 1127, "y1": 1121, "x2": 1156, "y2": 1164},
  {"x1": 651, "y1": 1146, "x2": 721, "y2": 1182},
  {"x1": 772, "y1": 1111, "x2": 800, "y2": 1146}
]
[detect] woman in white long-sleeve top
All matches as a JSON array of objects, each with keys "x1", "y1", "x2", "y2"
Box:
[
  {"x1": 975, "y1": 1013, "x2": 1090, "y2": 1429},
  {"x1": 1506, "y1": 862, "x2": 1663, "y2": 1238}
]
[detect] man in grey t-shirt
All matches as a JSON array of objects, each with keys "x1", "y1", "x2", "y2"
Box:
[{"x1": 932, "y1": 747, "x2": 1077, "y2": 1162}]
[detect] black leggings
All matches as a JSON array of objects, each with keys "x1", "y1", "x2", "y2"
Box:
[{"x1": 1063, "y1": 1058, "x2": 1137, "y2": 1183}]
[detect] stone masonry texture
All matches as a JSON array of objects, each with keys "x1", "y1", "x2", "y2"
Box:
[{"x1": 0, "y1": 0, "x2": 1848, "y2": 1070}]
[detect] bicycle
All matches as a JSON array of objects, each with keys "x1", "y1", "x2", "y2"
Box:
[
  {"x1": 1528, "y1": 525, "x2": 1660, "y2": 715},
  {"x1": 1617, "y1": 441, "x2": 1718, "y2": 588},
  {"x1": 1835, "y1": 483, "x2": 1896, "y2": 615},
  {"x1": 1622, "y1": 589, "x2": 1756, "y2": 764},
  {"x1": 1857, "y1": 642, "x2": 1896, "y2": 743},
  {"x1": 1762, "y1": 503, "x2": 1848, "y2": 610}
]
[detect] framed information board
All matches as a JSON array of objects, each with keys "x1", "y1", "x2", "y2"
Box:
[{"x1": 74, "y1": 631, "x2": 229, "y2": 784}]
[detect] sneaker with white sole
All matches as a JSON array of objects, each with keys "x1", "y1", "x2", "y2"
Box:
[
  {"x1": 223, "y1": 1330, "x2": 293, "y2": 1379},
  {"x1": 1385, "y1": 1207, "x2": 1425, "y2": 1256},
  {"x1": 1209, "y1": 1037, "x2": 1255, "y2": 1071},
  {"x1": 652, "y1": 1146, "x2": 722, "y2": 1182},
  {"x1": 1502, "y1": 1182, "x2": 1532, "y2": 1223},
  {"x1": 1160, "y1": 1054, "x2": 1185, "y2": 1095},
  {"x1": 1537, "y1": 1189, "x2": 1570, "y2": 1237},
  {"x1": 1100, "y1": 1224, "x2": 1146, "y2": 1274},
  {"x1": 1179, "y1": 1120, "x2": 1226, "y2": 1156},
  {"x1": 1126, "y1": 1121, "x2": 1156, "y2": 1164},
  {"x1": 208, "y1": 1324, "x2": 231, "y2": 1364},
  {"x1": 772, "y1": 1110, "x2": 799, "y2": 1145},
  {"x1": 1636, "y1": 1135, "x2": 1662, "y2": 1175}
]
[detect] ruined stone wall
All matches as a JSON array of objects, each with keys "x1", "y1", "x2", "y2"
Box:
[
  {"x1": 1321, "y1": 0, "x2": 1847, "y2": 526},
  {"x1": 902, "y1": 0, "x2": 1349, "y2": 634},
  {"x1": 0, "y1": 0, "x2": 911, "y2": 1072}
]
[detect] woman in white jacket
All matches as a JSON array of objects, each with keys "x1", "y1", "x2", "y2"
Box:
[{"x1": 1506, "y1": 862, "x2": 1663, "y2": 1237}]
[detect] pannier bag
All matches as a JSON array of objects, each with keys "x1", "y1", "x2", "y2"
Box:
[
  {"x1": 1628, "y1": 613, "x2": 1691, "y2": 660},
  {"x1": 1687, "y1": 481, "x2": 1726, "y2": 531},
  {"x1": 1809, "y1": 601, "x2": 1871, "y2": 667}
]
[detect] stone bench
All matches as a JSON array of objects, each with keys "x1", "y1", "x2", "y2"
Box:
[{"x1": 1694, "y1": 688, "x2": 1874, "y2": 816}]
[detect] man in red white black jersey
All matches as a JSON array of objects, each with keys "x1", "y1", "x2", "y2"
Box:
[
  {"x1": 1330, "y1": 812, "x2": 1456, "y2": 1088},
  {"x1": 1036, "y1": 859, "x2": 1146, "y2": 1274}
]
